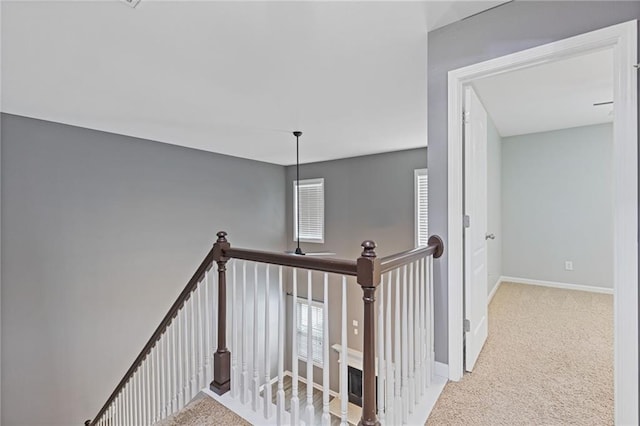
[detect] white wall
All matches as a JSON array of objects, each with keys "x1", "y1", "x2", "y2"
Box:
[
  {"x1": 501, "y1": 123, "x2": 613, "y2": 289},
  {"x1": 486, "y1": 115, "x2": 502, "y2": 296}
]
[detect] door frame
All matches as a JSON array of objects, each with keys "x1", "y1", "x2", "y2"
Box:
[{"x1": 446, "y1": 20, "x2": 638, "y2": 425}]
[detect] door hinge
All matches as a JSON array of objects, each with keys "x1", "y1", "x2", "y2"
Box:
[
  {"x1": 464, "y1": 319, "x2": 471, "y2": 332},
  {"x1": 463, "y1": 215, "x2": 470, "y2": 228},
  {"x1": 462, "y1": 110, "x2": 469, "y2": 124}
]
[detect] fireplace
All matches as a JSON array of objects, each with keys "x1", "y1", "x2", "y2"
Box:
[{"x1": 347, "y1": 366, "x2": 363, "y2": 406}]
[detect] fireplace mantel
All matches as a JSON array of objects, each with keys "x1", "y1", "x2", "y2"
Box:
[{"x1": 331, "y1": 344, "x2": 378, "y2": 374}]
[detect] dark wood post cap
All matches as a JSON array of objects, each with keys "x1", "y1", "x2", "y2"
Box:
[
  {"x1": 360, "y1": 240, "x2": 377, "y2": 258},
  {"x1": 428, "y1": 235, "x2": 445, "y2": 258},
  {"x1": 216, "y1": 231, "x2": 228, "y2": 243}
]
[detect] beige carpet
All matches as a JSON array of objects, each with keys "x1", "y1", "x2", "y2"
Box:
[
  {"x1": 154, "y1": 393, "x2": 249, "y2": 426},
  {"x1": 427, "y1": 282, "x2": 613, "y2": 426}
]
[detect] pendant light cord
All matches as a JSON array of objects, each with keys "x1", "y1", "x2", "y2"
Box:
[{"x1": 294, "y1": 131, "x2": 303, "y2": 255}]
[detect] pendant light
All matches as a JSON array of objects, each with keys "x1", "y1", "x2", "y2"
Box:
[{"x1": 293, "y1": 131, "x2": 305, "y2": 255}]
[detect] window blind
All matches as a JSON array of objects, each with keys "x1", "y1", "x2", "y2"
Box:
[
  {"x1": 415, "y1": 169, "x2": 429, "y2": 247},
  {"x1": 293, "y1": 178, "x2": 325, "y2": 243},
  {"x1": 296, "y1": 299, "x2": 324, "y2": 366}
]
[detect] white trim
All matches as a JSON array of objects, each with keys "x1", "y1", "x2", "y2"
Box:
[
  {"x1": 434, "y1": 361, "x2": 448, "y2": 379},
  {"x1": 447, "y1": 21, "x2": 638, "y2": 425},
  {"x1": 499, "y1": 276, "x2": 613, "y2": 295},
  {"x1": 487, "y1": 279, "x2": 503, "y2": 304}
]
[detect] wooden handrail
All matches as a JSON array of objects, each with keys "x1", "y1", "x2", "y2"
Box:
[
  {"x1": 224, "y1": 247, "x2": 358, "y2": 276},
  {"x1": 88, "y1": 232, "x2": 445, "y2": 426},
  {"x1": 88, "y1": 246, "x2": 216, "y2": 426},
  {"x1": 379, "y1": 235, "x2": 444, "y2": 273}
]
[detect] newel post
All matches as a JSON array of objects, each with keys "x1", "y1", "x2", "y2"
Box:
[
  {"x1": 210, "y1": 231, "x2": 231, "y2": 395},
  {"x1": 357, "y1": 240, "x2": 381, "y2": 426}
]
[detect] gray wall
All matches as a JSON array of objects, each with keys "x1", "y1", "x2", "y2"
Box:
[
  {"x1": 502, "y1": 124, "x2": 613, "y2": 288},
  {"x1": 284, "y1": 148, "x2": 427, "y2": 393},
  {"x1": 0, "y1": 114, "x2": 286, "y2": 426},
  {"x1": 486, "y1": 115, "x2": 502, "y2": 297},
  {"x1": 428, "y1": 0, "x2": 640, "y2": 362}
]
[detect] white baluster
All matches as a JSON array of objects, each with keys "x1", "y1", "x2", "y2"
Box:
[
  {"x1": 155, "y1": 344, "x2": 161, "y2": 423},
  {"x1": 140, "y1": 365, "x2": 146, "y2": 426},
  {"x1": 416, "y1": 260, "x2": 424, "y2": 396},
  {"x1": 159, "y1": 334, "x2": 166, "y2": 420},
  {"x1": 322, "y1": 273, "x2": 330, "y2": 426},
  {"x1": 231, "y1": 261, "x2": 238, "y2": 398},
  {"x1": 177, "y1": 310, "x2": 185, "y2": 409},
  {"x1": 408, "y1": 262, "x2": 415, "y2": 412},
  {"x1": 196, "y1": 284, "x2": 204, "y2": 391},
  {"x1": 377, "y1": 273, "x2": 386, "y2": 424},
  {"x1": 204, "y1": 271, "x2": 212, "y2": 387},
  {"x1": 135, "y1": 370, "x2": 141, "y2": 426},
  {"x1": 149, "y1": 350, "x2": 155, "y2": 424},
  {"x1": 183, "y1": 293, "x2": 195, "y2": 405},
  {"x1": 402, "y1": 264, "x2": 409, "y2": 422},
  {"x1": 385, "y1": 271, "x2": 395, "y2": 425},
  {"x1": 148, "y1": 352, "x2": 153, "y2": 424},
  {"x1": 125, "y1": 381, "x2": 131, "y2": 425},
  {"x1": 182, "y1": 298, "x2": 192, "y2": 405},
  {"x1": 305, "y1": 270, "x2": 314, "y2": 425},
  {"x1": 117, "y1": 396, "x2": 122, "y2": 426},
  {"x1": 131, "y1": 378, "x2": 136, "y2": 425},
  {"x1": 277, "y1": 266, "x2": 286, "y2": 425},
  {"x1": 189, "y1": 295, "x2": 197, "y2": 400},
  {"x1": 290, "y1": 269, "x2": 300, "y2": 425},
  {"x1": 424, "y1": 257, "x2": 430, "y2": 388},
  {"x1": 212, "y1": 269, "x2": 219, "y2": 388},
  {"x1": 429, "y1": 256, "x2": 435, "y2": 383},
  {"x1": 264, "y1": 264, "x2": 273, "y2": 419},
  {"x1": 170, "y1": 321, "x2": 177, "y2": 414},
  {"x1": 394, "y1": 268, "x2": 402, "y2": 422},
  {"x1": 340, "y1": 275, "x2": 348, "y2": 426},
  {"x1": 252, "y1": 262, "x2": 260, "y2": 412},
  {"x1": 241, "y1": 261, "x2": 250, "y2": 404}
]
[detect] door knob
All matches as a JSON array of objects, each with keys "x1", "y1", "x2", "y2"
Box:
[{"x1": 485, "y1": 233, "x2": 496, "y2": 240}]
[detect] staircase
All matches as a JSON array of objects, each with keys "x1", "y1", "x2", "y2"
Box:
[{"x1": 86, "y1": 231, "x2": 444, "y2": 426}]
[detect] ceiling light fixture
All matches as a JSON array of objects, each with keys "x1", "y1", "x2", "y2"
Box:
[
  {"x1": 293, "y1": 131, "x2": 304, "y2": 255},
  {"x1": 121, "y1": 0, "x2": 141, "y2": 9}
]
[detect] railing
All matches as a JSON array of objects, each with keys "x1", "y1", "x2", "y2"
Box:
[{"x1": 87, "y1": 231, "x2": 443, "y2": 426}]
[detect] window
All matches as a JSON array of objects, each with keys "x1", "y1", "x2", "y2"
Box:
[
  {"x1": 293, "y1": 178, "x2": 325, "y2": 243},
  {"x1": 296, "y1": 298, "x2": 324, "y2": 366},
  {"x1": 415, "y1": 169, "x2": 429, "y2": 247}
]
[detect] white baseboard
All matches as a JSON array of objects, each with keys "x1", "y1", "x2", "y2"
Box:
[
  {"x1": 434, "y1": 361, "x2": 448, "y2": 379},
  {"x1": 499, "y1": 276, "x2": 613, "y2": 295},
  {"x1": 487, "y1": 279, "x2": 503, "y2": 304}
]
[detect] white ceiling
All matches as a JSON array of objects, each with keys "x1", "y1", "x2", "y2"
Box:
[
  {"x1": 472, "y1": 48, "x2": 614, "y2": 137},
  {"x1": 1, "y1": 0, "x2": 508, "y2": 165}
]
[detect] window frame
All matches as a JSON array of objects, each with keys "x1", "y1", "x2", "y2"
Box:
[
  {"x1": 293, "y1": 178, "x2": 325, "y2": 244},
  {"x1": 295, "y1": 297, "x2": 325, "y2": 368}
]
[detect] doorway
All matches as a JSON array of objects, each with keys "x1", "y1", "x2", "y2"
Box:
[{"x1": 446, "y1": 20, "x2": 637, "y2": 425}]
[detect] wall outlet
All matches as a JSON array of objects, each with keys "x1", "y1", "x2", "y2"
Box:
[
  {"x1": 354, "y1": 328, "x2": 358, "y2": 335},
  {"x1": 565, "y1": 261, "x2": 573, "y2": 271}
]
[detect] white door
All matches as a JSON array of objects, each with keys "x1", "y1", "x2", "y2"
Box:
[{"x1": 464, "y1": 86, "x2": 489, "y2": 372}]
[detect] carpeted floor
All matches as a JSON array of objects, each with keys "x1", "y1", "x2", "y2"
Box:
[
  {"x1": 154, "y1": 393, "x2": 250, "y2": 426},
  {"x1": 426, "y1": 282, "x2": 613, "y2": 426}
]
